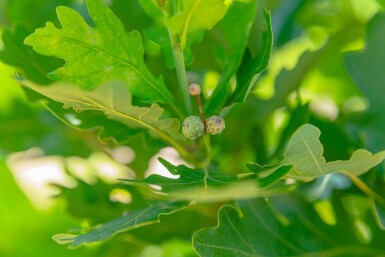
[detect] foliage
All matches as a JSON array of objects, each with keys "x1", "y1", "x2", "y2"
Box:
[
  {"x1": 193, "y1": 196, "x2": 385, "y2": 257},
  {"x1": 1, "y1": 0, "x2": 385, "y2": 256}
]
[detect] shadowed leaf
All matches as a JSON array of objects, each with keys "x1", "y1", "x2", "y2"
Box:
[
  {"x1": 193, "y1": 196, "x2": 385, "y2": 256},
  {"x1": 54, "y1": 201, "x2": 189, "y2": 248}
]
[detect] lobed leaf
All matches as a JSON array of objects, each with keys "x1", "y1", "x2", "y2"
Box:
[
  {"x1": 284, "y1": 124, "x2": 385, "y2": 179},
  {"x1": 248, "y1": 124, "x2": 385, "y2": 181},
  {"x1": 54, "y1": 201, "x2": 189, "y2": 248},
  {"x1": 193, "y1": 196, "x2": 385, "y2": 256},
  {"x1": 122, "y1": 158, "x2": 295, "y2": 202},
  {"x1": 122, "y1": 158, "x2": 237, "y2": 198},
  {"x1": 21, "y1": 81, "x2": 184, "y2": 152},
  {"x1": 24, "y1": 0, "x2": 176, "y2": 106}
]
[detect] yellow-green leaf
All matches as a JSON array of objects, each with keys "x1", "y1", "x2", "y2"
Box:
[{"x1": 24, "y1": 0, "x2": 176, "y2": 106}]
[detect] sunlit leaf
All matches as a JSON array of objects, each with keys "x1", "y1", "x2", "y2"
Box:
[
  {"x1": 24, "y1": 0, "x2": 176, "y2": 107},
  {"x1": 166, "y1": 0, "x2": 229, "y2": 50},
  {"x1": 138, "y1": 0, "x2": 168, "y2": 25},
  {"x1": 21, "y1": 81, "x2": 184, "y2": 153},
  {"x1": 284, "y1": 124, "x2": 385, "y2": 179},
  {"x1": 248, "y1": 124, "x2": 385, "y2": 181}
]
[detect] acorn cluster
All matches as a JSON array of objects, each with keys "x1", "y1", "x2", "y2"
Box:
[{"x1": 182, "y1": 84, "x2": 225, "y2": 140}]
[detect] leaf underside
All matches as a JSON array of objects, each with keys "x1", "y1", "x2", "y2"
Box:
[{"x1": 21, "y1": 81, "x2": 180, "y2": 142}]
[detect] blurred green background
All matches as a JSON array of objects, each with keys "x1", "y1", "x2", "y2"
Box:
[{"x1": 1, "y1": 0, "x2": 385, "y2": 256}]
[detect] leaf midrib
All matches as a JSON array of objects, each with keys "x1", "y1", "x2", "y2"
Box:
[
  {"x1": 72, "y1": 202, "x2": 178, "y2": 246},
  {"x1": 33, "y1": 34, "x2": 173, "y2": 103},
  {"x1": 48, "y1": 94, "x2": 182, "y2": 152},
  {"x1": 299, "y1": 135, "x2": 324, "y2": 175},
  {"x1": 180, "y1": 0, "x2": 203, "y2": 49},
  {"x1": 248, "y1": 201, "x2": 305, "y2": 254},
  {"x1": 194, "y1": 241, "x2": 263, "y2": 257}
]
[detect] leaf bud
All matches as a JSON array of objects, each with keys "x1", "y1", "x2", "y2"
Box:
[{"x1": 189, "y1": 83, "x2": 201, "y2": 96}]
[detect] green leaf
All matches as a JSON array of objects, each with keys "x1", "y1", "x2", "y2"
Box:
[
  {"x1": 0, "y1": 99, "x2": 94, "y2": 157},
  {"x1": 223, "y1": 7, "x2": 273, "y2": 115},
  {"x1": 138, "y1": 0, "x2": 170, "y2": 24},
  {"x1": 166, "y1": 0, "x2": 229, "y2": 50},
  {"x1": 204, "y1": 0, "x2": 259, "y2": 115},
  {"x1": 271, "y1": 102, "x2": 311, "y2": 158},
  {"x1": 0, "y1": 24, "x2": 62, "y2": 84},
  {"x1": 139, "y1": 0, "x2": 205, "y2": 69},
  {"x1": 256, "y1": 165, "x2": 293, "y2": 188},
  {"x1": 125, "y1": 157, "x2": 237, "y2": 191},
  {"x1": 44, "y1": 100, "x2": 141, "y2": 144},
  {"x1": 248, "y1": 124, "x2": 385, "y2": 181},
  {"x1": 193, "y1": 196, "x2": 385, "y2": 257},
  {"x1": 245, "y1": 162, "x2": 281, "y2": 175},
  {"x1": 123, "y1": 158, "x2": 296, "y2": 202},
  {"x1": 55, "y1": 180, "x2": 147, "y2": 225},
  {"x1": 284, "y1": 124, "x2": 385, "y2": 179},
  {"x1": 24, "y1": 0, "x2": 176, "y2": 106},
  {"x1": 144, "y1": 25, "x2": 204, "y2": 69},
  {"x1": 345, "y1": 12, "x2": 385, "y2": 152},
  {"x1": 206, "y1": 7, "x2": 273, "y2": 116},
  {"x1": 54, "y1": 201, "x2": 189, "y2": 248},
  {"x1": 21, "y1": 81, "x2": 185, "y2": 154},
  {"x1": 246, "y1": 164, "x2": 293, "y2": 188}
]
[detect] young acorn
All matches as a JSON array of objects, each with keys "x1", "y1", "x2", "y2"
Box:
[
  {"x1": 206, "y1": 115, "x2": 225, "y2": 135},
  {"x1": 182, "y1": 83, "x2": 226, "y2": 140},
  {"x1": 182, "y1": 116, "x2": 205, "y2": 140}
]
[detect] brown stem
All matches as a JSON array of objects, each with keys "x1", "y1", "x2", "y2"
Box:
[{"x1": 196, "y1": 94, "x2": 206, "y2": 127}]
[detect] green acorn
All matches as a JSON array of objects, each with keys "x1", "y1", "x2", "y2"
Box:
[
  {"x1": 206, "y1": 116, "x2": 225, "y2": 135},
  {"x1": 182, "y1": 116, "x2": 205, "y2": 140}
]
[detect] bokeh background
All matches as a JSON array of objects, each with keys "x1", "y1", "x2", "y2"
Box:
[{"x1": 1, "y1": 0, "x2": 385, "y2": 256}]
